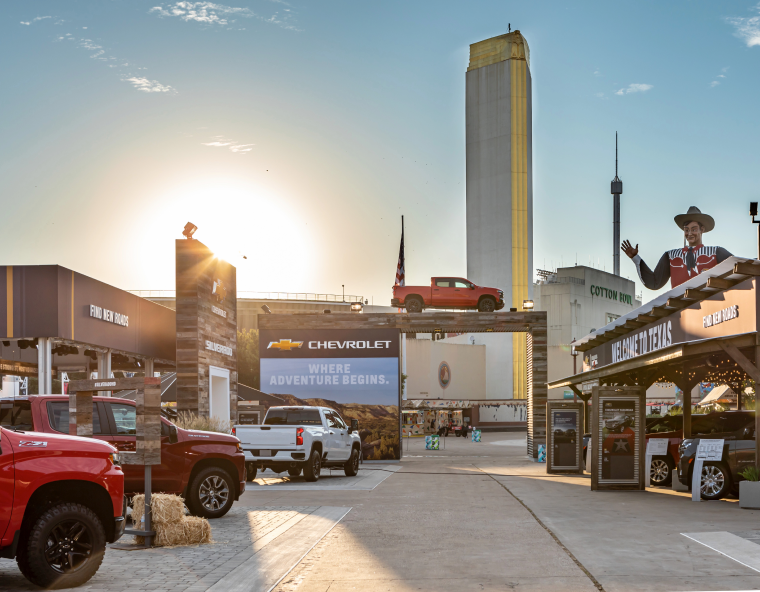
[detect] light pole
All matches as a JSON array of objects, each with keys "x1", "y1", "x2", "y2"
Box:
[
  {"x1": 342, "y1": 285, "x2": 345, "y2": 302},
  {"x1": 750, "y1": 202, "x2": 760, "y2": 259},
  {"x1": 571, "y1": 339, "x2": 578, "y2": 402}
]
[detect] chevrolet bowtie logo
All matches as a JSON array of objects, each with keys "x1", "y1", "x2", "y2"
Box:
[{"x1": 267, "y1": 339, "x2": 304, "y2": 352}]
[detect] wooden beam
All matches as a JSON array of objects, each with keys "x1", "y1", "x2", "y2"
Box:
[
  {"x1": 734, "y1": 262, "x2": 760, "y2": 276},
  {"x1": 665, "y1": 298, "x2": 688, "y2": 309},
  {"x1": 718, "y1": 341, "x2": 760, "y2": 384},
  {"x1": 649, "y1": 307, "x2": 670, "y2": 318},
  {"x1": 636, "y1": 314, "x2": 657, "y2": 323},
  {"x1": 706, "y1": 277, "x2": 733, "y2": 290},
  {"x1": 684, "y1": 289, "x2": 707, "y2": 300},
  {"x1": 624, "y1": 320, "x2": 646, "y2": 329}
]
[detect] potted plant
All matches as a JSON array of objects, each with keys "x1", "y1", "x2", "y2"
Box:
[{"x1": 739, "y1": 466, "x2": 760, "y2": 509}]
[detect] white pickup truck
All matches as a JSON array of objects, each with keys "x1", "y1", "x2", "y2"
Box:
[{"x1": 235, "y1": 406, "x2": 361, "y2": 482}]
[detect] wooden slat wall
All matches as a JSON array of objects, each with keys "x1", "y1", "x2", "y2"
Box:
[{"x1": 175, "y1": 239, "x2": 238, "y2": 420}]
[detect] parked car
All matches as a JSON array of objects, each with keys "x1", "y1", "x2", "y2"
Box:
[
  {"x1": 391, "y1": 277, "x2": 505, "y2": 313},
  {"x1": 1, "y1": 396, "x2": 246, "y2": 519},
  {"x1": 678, "y1": 410, "x2": 756, "y2": 500},
  {"x1": 0, "y1": 425, "x2": 125, "y2": 589},
  {"x1": 235, "y1": 406, "x2": 361, "y2": 482}
]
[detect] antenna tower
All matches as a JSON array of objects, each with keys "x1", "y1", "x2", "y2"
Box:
[{"x1": 611, "y1": 133, "x2": 623, "y2": 276}]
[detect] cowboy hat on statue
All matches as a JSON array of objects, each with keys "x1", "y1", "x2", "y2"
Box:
[{"x1": 621, "y1": 206, "x2": 732, "y2": 290}]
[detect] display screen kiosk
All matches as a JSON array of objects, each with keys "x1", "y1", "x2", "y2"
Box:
[
  {"x1": 591, "y1": 386, "x2": 646, "y2": 491},
  {"x1": 546, "y1": 401, "x2": 584, "y2": 474}
]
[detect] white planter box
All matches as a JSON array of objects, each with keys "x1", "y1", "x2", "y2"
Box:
[{"x1": 740, "y1": 481, "x2": 760, "y2": 509}]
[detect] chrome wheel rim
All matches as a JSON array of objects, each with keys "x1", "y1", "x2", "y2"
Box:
[
  {"x1": 701, "y1": 465, "x2": 725, "y2": 497},
  {"x1": 313, "y1": 455, "x2": 321, "y2": 476},
  {"x1": 44, "y1": 519, "x2": 93, "y2": 574},
  {"x1": 352, "y1": 452, "x2": 359, "y2": 472},
  {"x1": 199, "y1": 475, "x2": 230, "y2": 511},
  {"x1": 650, "y1": 459, "x2": 670, "y2": 483}
]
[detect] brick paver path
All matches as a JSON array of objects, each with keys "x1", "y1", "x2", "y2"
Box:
[{"x1": 0, "y1": 506, "x2": 319, "y2": 592}]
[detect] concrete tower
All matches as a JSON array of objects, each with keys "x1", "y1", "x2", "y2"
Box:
[{"x1": 466, "y1": 31, "x2": 533, "y2": 400}]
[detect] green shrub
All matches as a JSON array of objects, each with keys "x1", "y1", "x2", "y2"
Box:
[{"x1": 739, "y1": 466, "x2": 760, "y2": 482}]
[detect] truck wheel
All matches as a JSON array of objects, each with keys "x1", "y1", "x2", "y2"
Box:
[
  {"x1": 303, "y1": 450, "x2": 322, "y2": 482},
  {"x1": 405, "y1": 297, "x2": 423, "y2": 313},
  {"x1": 288, "y1": 467, "x2": 302, "y2": 477},
  {"x1": 700, "y1": 462, "x2": 731, "y2": 501},
  {"x1": 344, "y1": 448, "x2": 360, "y2": 477},
  {"x1": 187, "y1": 467, "x2": 235, "y2": 519},
  {"x1": 650, "y1": 455, "x2": 674, "y2": 486},
  {"x1": 246, "y1": 463, "x2": 257, "y2": 481},
  {"x1": 17, "y1": 502, "x2": 106, "y2": 590},
  {"x1": 478, "y1": 298, "x2": 496, "y2": 312}
]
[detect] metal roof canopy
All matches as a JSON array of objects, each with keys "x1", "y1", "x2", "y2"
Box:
[
  {"x1": 259, "y1": 311, "x2": 548, "y2": 460},
  {"x1": 574, "y1": 257, "x2": 760, "y2": 352}
]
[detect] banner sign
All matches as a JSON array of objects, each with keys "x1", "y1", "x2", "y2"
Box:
[
  {"x1": 584, "y1": 278, "x2": 756, "y2": 371},
  {"x1": 260, "y1": 328, "x2": 400, "y2": 460}
]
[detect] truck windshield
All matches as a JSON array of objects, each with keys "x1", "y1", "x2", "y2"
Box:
[{"x1": 264, "y1": 409, "x2": 322, "y2": 425}]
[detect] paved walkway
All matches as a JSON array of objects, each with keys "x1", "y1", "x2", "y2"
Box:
[{"x1": 6, "y1": 431, "x2": 760, "y2": 591}]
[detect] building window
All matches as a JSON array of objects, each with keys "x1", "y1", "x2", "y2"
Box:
[{"x1": 606, "y1": 313, "x2": 620, "y2": 324}]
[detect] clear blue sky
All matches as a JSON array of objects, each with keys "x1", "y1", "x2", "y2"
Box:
[{"x1": 2, "y1": 1, "x2": 759, "y2": 304}]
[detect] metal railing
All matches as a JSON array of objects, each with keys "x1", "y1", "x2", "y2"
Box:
[{"x1": 129, "y1": 290, "x2": 364, "y2": 303}]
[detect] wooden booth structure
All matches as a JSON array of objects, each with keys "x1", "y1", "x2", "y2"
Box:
[
  {"x1": 549, "y1": 258, "x2": 760, "y2": 466},
  {"x1": 259, "y1": 310, "x2": 548, "y2": 460},
  {"x1": 68, "y1": 376, "x2": 161, "y2": 546}
]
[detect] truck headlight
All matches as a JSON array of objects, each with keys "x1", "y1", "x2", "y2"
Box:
[
  {"x1": 109, "y1": 453, "x2": 121, "y2": 466},
  {"x1": 679, "y1": 439, "x2": 694, "y2": 455}
]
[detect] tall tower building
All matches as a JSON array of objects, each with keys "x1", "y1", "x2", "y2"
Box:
[{"x1": 466, "y1": 31, "x2": 533, "y2": 399}]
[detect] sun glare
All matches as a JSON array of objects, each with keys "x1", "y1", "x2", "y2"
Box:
[{"x1": 144, "y1": 179, "x2": 316, "y2": 292}]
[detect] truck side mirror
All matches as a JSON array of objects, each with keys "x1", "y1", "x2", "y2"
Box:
[
  {"x1": 350, "y1": 419, "x2": 359, "y2": 432},
  {"x1": 169, "y1": 424, "x2": 179, "y2": 444}
]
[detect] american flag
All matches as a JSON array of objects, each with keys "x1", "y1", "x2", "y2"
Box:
[{"x1": 395, "y1": 217, "x2": 405, "y2": 287}]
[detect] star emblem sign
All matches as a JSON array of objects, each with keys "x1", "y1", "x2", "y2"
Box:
[
  {"x1": 613, "y1": 439, "x2": 629, "y2": 452},
  {"x1": 267, "y1": 339, "x2": 304, "y2": 352}
]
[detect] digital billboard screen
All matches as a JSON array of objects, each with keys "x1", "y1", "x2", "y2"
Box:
[{"x1": 260, "y1": 328, "x2": 400, "y2": 460}]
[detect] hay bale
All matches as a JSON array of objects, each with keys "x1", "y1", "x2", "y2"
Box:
[
  {"x1": 131, "y1": 493, "x2": 185, "y2": 526},
  {"x1": 135, "y1": 516, "x2": 212, "y2": 547}
]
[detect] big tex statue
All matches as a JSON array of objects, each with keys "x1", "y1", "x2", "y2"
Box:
[{"x1": 622, "y1": 206, "x2": 732, "y2": 290}]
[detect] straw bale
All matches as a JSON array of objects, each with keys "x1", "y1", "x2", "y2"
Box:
[
  {"x1": 135, "y1": 516, "x2": 212, "y2": 547},
  {"x1": 131, "y1": 493, "x2": 185, "y2": 526}
]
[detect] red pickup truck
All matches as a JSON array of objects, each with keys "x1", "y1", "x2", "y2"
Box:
[
  {"x1": 0, "y1": 395, "x2": 246, "y2": 519},
  {"x1": 1, "y1": 425, "x2": 125, "y2": 589},
  {"x1": 392, "y1": 277, "x2": 505, "y2": 313}
]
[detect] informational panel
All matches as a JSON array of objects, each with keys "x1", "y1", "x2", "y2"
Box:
[
  {"x1": 546, "y1": 401, "x2": 583, "y2": 474},
  {"x1": 692, "y1": 439, "x2": 725, "y2": 502},
  {"x1": 260, "y1": 328, "x2": 400, "y2": 460},
  {"x1": 591, "y1": 386, "x2": 646, "y2": 491},
  {"x1": 645, "y1": 438, "x2": 669, "y2": 487},
  {"x1": 176, "y1": 239, "x2": 237, "y2": 421}
]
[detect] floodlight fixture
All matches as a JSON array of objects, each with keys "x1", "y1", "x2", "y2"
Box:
[
  {"x1": 182, "y1": 222, "x2": 198, "y2": 239},
  {"x1": 523, "y1": 300, "x2": 534, "y2": 310},
  {"x1": 751, "y1": 202, "x2": 758, "y2": 218},
  {"x1": 261, "y1": 305, "x2": 272, "y2": 315},
  {"x1": 751, "y1": 202, "x2": 760, "y2": 259},
  {"x1": 350, "y1": 302, "x2": 363, "y2": 313}
]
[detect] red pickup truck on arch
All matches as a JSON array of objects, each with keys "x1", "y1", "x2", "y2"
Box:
[{"x1": 392, "y1": 277, "x2": 505, "y2": 313}]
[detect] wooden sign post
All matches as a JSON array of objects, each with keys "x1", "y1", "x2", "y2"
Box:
[{"x1": 68, "y1": 376, "x2": 162, "y2": 547}]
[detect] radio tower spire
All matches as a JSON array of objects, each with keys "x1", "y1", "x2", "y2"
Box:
[{"x1": 611, "y1": 132, "x2": 623, "y2": 276}]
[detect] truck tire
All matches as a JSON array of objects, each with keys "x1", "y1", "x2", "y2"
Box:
[
  {"x1": 288, "y1": 467, "x2": 302, "y2": 477},
  {"x1": 650, "y1": 455, "x2": 674, "y2": 486},
  {"x1": 478, "y1": 297, "x2": 496, "y2": 312},
  {"x1": 187, "y1": 466, "x2": 235, "y2": 519},
  {"x1": 303, "y1": 449, "x2": 322, "y2": 482},
  {"x1": 344, "y1": 448, "x2": 360, "y2": 477},
  {"x1": 246, "y1": 463, "x2": 257, "y2": 482},
  {"x1": 17, "y1": 502, "x2": 106, "y2": 590},
  {"x1": 405, "y1": 297, "x2": 423, "y2": 313}
]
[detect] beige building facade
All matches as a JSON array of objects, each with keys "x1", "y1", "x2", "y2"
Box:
[{"x1": 405, "y1": 339, "x2": 486, "y2": 401}]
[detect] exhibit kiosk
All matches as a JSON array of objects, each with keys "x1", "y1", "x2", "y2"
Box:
[
  {"x1": 591, "y1": 386, "x2": 646, "y2": 491},
  {"x1": 546, "y1": 400, "x2": 583, "y2": 474}
]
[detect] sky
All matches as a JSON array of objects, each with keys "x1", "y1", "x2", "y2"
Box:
[{"x1": 2, "y1": 1, "x2": 760, "y2": 305}]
